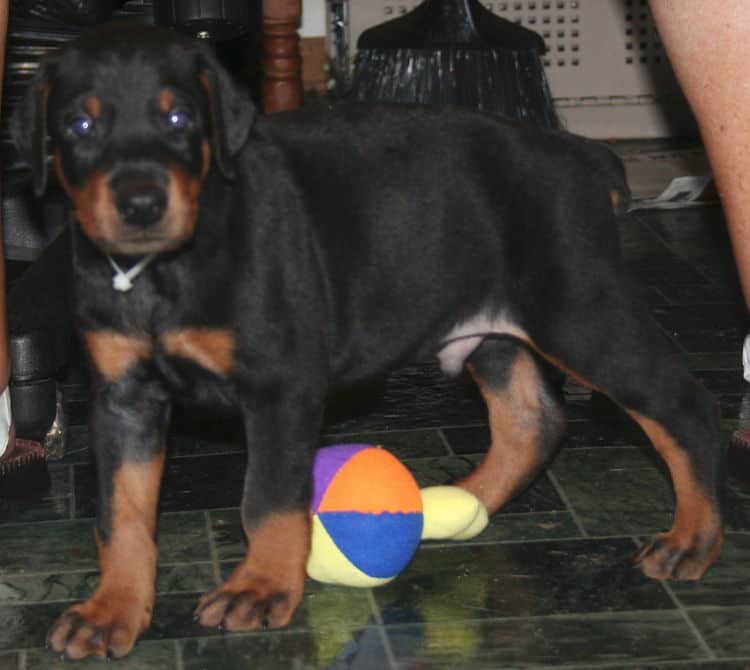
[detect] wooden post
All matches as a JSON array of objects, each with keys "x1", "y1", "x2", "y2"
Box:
[{"x1": 262, "y1": 0, "x2": 303, "y2": 114}]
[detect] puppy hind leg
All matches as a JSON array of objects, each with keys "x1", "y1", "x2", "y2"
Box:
[
  {"x1": 456, "y1": 337, "x2": 567, "y2": 514},
  {"x1": 529, "y1": 298, "x2": 725, "y2": 580},
  {"x1": 627, "y1": 404, "x2": 724, "y2": 580}
]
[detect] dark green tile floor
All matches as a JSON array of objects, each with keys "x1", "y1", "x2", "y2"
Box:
[{"x1": 3, "y1": 202, "x2": 750, "y2": 668}]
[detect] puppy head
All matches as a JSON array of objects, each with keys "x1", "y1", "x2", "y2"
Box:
[{"x1": 11, "y1": 22, "x2": 255, "y2": 256}]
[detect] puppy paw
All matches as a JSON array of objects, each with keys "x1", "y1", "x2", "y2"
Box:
[
  {"x1": 46, "y1": 594, "x2": 152, "y2": 660},
  {"x1": 635, "y1": 529, "x2": 723, "y2": 580},
  {"x1": 194, "y1": 575, "x2": 302, "y2": 630},
  {"x1": 194, "y1": 510, "x2": 309, "y2": 631}
]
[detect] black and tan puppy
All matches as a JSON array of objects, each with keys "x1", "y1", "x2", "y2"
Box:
[{"x1": 12, "y1": 21, "x2": 724, "y2": 660}]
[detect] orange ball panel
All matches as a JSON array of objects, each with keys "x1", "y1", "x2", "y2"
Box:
[{"x1": 318, "y1": 448, "x2": 422, "y2": 514}]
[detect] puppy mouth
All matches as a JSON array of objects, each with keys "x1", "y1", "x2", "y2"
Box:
[{"x1": 92, "y1": 228, "x2": 191, "y2": 256}]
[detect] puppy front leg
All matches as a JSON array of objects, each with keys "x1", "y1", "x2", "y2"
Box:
[
  {"x1": 194, "y1": 396, "x2": 319, "y2": 631},
  {"x1": 48, "y1": 371, "x2": 170, "y2": 660}
]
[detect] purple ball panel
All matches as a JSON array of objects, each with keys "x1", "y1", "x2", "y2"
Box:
[{"x1": 311, "y1": 444, "x2": 371, "y2": 512}]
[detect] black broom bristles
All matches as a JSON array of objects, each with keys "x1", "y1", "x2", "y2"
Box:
[{"x1": 351, "y1": 0, "x2": 560, "y2": 129}]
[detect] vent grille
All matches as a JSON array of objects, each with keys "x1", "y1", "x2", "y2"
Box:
[{"x1": 624, "y1": 0, "x2": 664, "y2": 66}]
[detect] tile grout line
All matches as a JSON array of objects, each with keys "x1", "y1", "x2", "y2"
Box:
[
  {"x1": 365, "y1": 605, "x2": 728, "y2": 628},
  {"x1": 4, "y1": 588, "x2": 208, "y2": 608},
  {"x1": 7, "y1": 501, "x2": 248, "y2": 551},
  {"x1": 3, "y1": 610, "x2": 745, "y2": 664},
  {"x1": 203, "y1": 511, "x2": 223, "y2": 586},
  {"x1": 68, "y1": 464, "x2": 76, "y2": 521},
  {"x1": 405, "y1": 443, "x2": 647, "y2": 461},
  {"x1": 626, "y1": 536, "x2": 715, "y2": 661},
  {"x1": 631, "y1": 216, "x2": 717, "y2": 355},
  {"x1": 436, "y1": 428, "x2": 455, "y2": 456},
  {"x1": 553, "y1": 657, "x2": 749, "y2": 670},
  {"x1": 546, "y1": 470, "x2": 590, "y2": 538},
  {"x1": 0, "y1": 560, "x2": 214, "y2": 582},
  {"x1": 326, "y1": 424, "x2": 487, "y2": 438},
  {"x1": 174, "y1": 638, "x2": 185, "y2": 670},
  {"x1": 642, "y1": 215, "x2": 724, "y2": 289},
  {"x1": 651, "y1": 285, "x2": 674, "y2": 306},
  {"x1": 659, "y1": 579, "x2": 717, "y2": 661},
  {"x1": 366, "y1": 590, "x2": 399, "y2": 670}
]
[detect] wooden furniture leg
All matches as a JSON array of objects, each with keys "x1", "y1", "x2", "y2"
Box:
[{"x1": 262, "y1": 0, "x2": 303, "y2": 113}]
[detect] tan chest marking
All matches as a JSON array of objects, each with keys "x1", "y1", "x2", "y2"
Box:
[
  {"x1": 83, "y1": 330, "x2": 153, "y2": 381},
  {"x1": 160, "y1": 328, "x2": 235, "y2": 374}
]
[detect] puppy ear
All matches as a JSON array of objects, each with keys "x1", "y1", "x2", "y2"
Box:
[
  {"x1": 197, "y1": 49, "x2": 256, "y2": 180},
  {"x1": 10, "y1": 60, "x2": 55, "y2": 196}
]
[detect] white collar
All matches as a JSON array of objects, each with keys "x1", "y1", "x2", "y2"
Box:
[{"x1": 107, "y1": 253, "x2": 158, "y2": 292}]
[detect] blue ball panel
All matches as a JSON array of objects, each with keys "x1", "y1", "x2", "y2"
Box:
[{"x1": 318, "y1": 511, "x2": 423, "y2": 578}]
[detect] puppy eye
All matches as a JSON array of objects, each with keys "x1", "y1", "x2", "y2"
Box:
[
  {"x1": 167, "y1": 108, "x2": 192, "y2": 130},
  {"x1": 66, "y1": 114, "x2": 95, "y2": 139}
]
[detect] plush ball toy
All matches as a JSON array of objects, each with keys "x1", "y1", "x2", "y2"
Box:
[{"x1": 306, "y1": 444, "x2": 489, "y2": 587}]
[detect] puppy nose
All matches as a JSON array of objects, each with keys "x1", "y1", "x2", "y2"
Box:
[{"x1": 116, "y1": 185, "x2": 166, "y2": 228}]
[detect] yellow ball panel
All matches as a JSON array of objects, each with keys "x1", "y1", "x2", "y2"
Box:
[{"x1": 307, "y1": 515, "x2": 393, "y2": 587}]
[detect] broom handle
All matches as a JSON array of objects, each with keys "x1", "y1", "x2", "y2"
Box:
[{"x1": 415, "y1": 0, "x2": 485, "y2": 42}]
